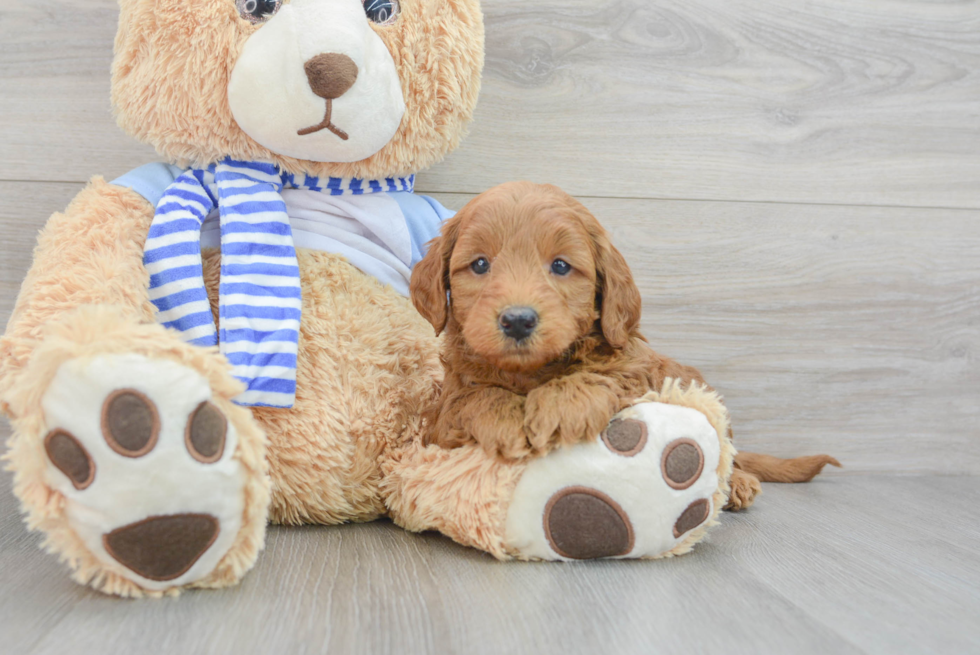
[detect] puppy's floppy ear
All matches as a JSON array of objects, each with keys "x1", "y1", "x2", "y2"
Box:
[
  {"x1": 410, "y1": 213, "x2": 462, "y2": 335},
  {"x1": 595, "y1": 233, "x2": 642, "y2": 348}
]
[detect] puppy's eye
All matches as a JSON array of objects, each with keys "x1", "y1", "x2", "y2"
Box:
[
  {"x1": 470, "y1": 257, "x2": 490, "y2": 275},
  {"x1": 237, "y1": 0, "x2": 282, "y2": 24},
  {"x1": 364, "y1": 0, "x2": 400, "y2": 24},
  {"x1": 551, "y1": 259, "x2": 572, "y2": 276}
]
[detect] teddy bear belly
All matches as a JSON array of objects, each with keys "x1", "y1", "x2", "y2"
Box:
[{"x1": 201, "y1": 247, "x2": 442, "y2": 525}]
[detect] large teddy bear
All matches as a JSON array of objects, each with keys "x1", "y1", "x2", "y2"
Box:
[{"x1": 0, "y1": 0, "x2": 737, "y2": 597}]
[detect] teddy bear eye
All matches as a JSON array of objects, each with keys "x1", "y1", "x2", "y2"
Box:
[
  {"x1": 363, "y1": 0, "x2": 400, "y2": 25},
  {"x1": 237, "y1": 0, "x2": 282, "y2": 24},
  {"x1": 470, "y1": 257, "x2": 490, "y2": 275},
  {"x1": 551, "y1": 259, "x2": 572, "y2": 276}
]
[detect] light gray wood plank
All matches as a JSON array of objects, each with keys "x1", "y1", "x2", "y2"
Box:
[
  {"x1": 1, "y1": 461, "x2": 977, "y2": 655},
  {"x1": 433, "y1": 193, "x2": 980, "y2": 475},
  {"x1": 2, "y1": 1, "x2": 979, "y2": 208},
  {"x1": 0, "y1": 0, "x2": 157, "y2": 184},
  {"x1": 722, "y1": 476, "x2": 980, "y2": 653},
  {"x1": 2, "y1": 184, "x2": 978, "y2": 474},
  {"x1": 430, "y1": 0, "x2": 980, "y2": 207}
]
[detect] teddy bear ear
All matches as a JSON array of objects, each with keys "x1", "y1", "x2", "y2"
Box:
[{"x1": 410, "y1": 214, "x2": 463, "y2": 335}]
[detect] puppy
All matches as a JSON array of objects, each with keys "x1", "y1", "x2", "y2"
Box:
[{"x1": 410, "y1": 182, "x2": 839, "y2": 509}]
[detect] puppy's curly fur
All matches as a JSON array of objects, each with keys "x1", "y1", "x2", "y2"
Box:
[
  {"x1": 411, "y1": 182, "x2": 839, "y2": 507},
  {"x1": 411, "y1": 182, "x2": 706, "y2": 455}
]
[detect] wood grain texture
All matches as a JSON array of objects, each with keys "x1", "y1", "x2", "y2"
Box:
[
  {"x1": 1, "y1": 1, "x2": 979, "y2": 208},
  {"x1": 431, "y1": 0, "x2": 980, "y2": 206},
  {"x1": 2, "y1": 184, "x2": 978, "y2": 474},
  {"x1": 433, "y1": 193, "x2": 980, "y2": 475},
  {"x1": 0, "y1": 455, "x2": 977, "y2": 655}
]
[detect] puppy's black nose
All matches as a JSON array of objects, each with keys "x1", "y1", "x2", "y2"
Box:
[{"x1": 499, "y1": 307, "x2": 538, "y2": 341}]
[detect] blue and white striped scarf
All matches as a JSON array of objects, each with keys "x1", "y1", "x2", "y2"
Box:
[{"x1": 144, "y1": 158, "x2": 414, "y2": 408}]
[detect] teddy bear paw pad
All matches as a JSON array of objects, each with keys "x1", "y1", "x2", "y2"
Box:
[
  {"x1": 504, "y1": 402, "x2": 723, "y2": 560},
  {"x1": 40, "y1": 354, "x2": 246, "y2": 590}
]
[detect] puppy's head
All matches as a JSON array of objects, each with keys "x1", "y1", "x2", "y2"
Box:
[{"x1": 411, "y1": 182, "x2": 641, "y2": 373}]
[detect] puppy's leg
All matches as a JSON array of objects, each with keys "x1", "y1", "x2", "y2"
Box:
[
  {"x1": 725, "y1": 468, "x2": 762, "y2": 511},
  {"x1": 524, "y1": 372, "x2": 621, "y2": 455},
  {"x1": 434, "y1": 386, "x2": 532, "y2": 461}
]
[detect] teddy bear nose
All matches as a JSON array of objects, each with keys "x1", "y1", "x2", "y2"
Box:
[
  {"x1": 499, "y1": 307, "x2": 539, "y2": 342},
  {"x1": 304, "y1": 53, "x2": 358, "y2": 100}
]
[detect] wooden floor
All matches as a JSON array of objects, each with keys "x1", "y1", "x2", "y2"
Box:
[
  {"x1": 2, "y1": 458, "x2": 979, "y2": 655},
  {"x1": 1, "y1": 0, "x2": 979, "y2": 653}
]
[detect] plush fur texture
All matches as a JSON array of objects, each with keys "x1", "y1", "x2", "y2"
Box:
[
  {"x1": 200, "y1": 247, "x2": 444, "y2": 526},
  {"x1": 382, "y1": 437, "x2": 526, "y2": 558},
  {"x1": 0, "y1": 179, "x2": 451, "y2": 595},
  {"x1": 112, "y1": 0, "x2": 483, "y2": 178},
  {"x1": 0, "y1": 179, "x2": 157, "y2": 404}
]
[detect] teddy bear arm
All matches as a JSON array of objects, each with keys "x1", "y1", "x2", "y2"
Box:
[
  {"x1": 0, "y1": 178, "x2": 272, "y2": 596},
  {"x1": 0, "y1": 178, "x2": 158, "y2": 408}
]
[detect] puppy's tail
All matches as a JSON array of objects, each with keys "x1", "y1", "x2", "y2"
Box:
[{"x1": 734, "y1": 451, "x2": 841, "y2": 483}]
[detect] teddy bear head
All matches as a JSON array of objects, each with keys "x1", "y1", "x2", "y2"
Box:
[{"x1": 111, "y1": 0, "x2": 484, "y2": 179}]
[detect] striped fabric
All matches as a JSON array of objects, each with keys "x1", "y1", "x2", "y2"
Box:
[{"x1": 144, "y1": 157, "x2": 414, "y2": 408}]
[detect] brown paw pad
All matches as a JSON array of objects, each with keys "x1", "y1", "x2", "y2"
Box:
[
  {"x1": 673, "y1": 499, "x2": 710, "y2": 538},
  {"x1": 185, "y1": 402, "x2": 227, "y2": 464},
  {"x1": 600, "y1": 418, "x2": 648, "y2": 457},
  {"x1": 103, "y1": 513, "x2": 220, "y2": 581},
  {"x1": 544, "y1": 486, "x2": 635, "y2": 559},
  {"x1": 661, "y1": 438, "x2": 704, "y2": 490},
  {"x1": 44, "y1": 429, "x2": 95, "y2": 490},
  {"x1": 101, "y1": 389, "x2": 160, "y2": 458}
]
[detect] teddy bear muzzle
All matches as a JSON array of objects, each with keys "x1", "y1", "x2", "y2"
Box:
[
  {"x1": 227, "y1": 0, "x2": 406, "y2": 163},
  {"x1": 297, "y1": 53, "x2": 359, "y2": 140}
]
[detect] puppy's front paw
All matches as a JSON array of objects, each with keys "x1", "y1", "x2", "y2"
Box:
[
  {"x1": 523, "y1": 389, "x2": 561, "y2": 455},
  {"x1": 464, "y1": 391, "x2": 534, "y2": 462},
  {"x1": 486, "y1": 435, "x2": 534, "y2": 462},
  {"x1": 524, "y1": 380, "x2": 618, "y2": 455}
]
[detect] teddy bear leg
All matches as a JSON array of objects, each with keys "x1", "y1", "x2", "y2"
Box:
[
  {"x1": 503, "y1": 379, "x2": 735, "y2": 560},
  {"x1": 380, "y1": 417, "x2": 528, "y2": 558},
  {"x1": 0, "y1": 181, "x2": 270, "y2": 596},
  {"x1": 383, "y1": 379, "x2": 735, "y2": 561}
]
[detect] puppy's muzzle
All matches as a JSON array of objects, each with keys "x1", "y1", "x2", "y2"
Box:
[{"x1": 499, "y1": 307, "x2": 538, "y2": 342}]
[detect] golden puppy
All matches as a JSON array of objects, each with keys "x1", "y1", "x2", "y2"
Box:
[{"x1": 411, "y1": 181, "x2": 839, "y2": 509}]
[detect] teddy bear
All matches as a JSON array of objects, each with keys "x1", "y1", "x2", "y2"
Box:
[{"x1": 0, "y1": 0, "x2": 740, "y2": 597}]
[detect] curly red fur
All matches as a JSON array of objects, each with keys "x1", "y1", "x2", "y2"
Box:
[{"x1": 411, "y1": 182, "x2": 706, "y2": 461}]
